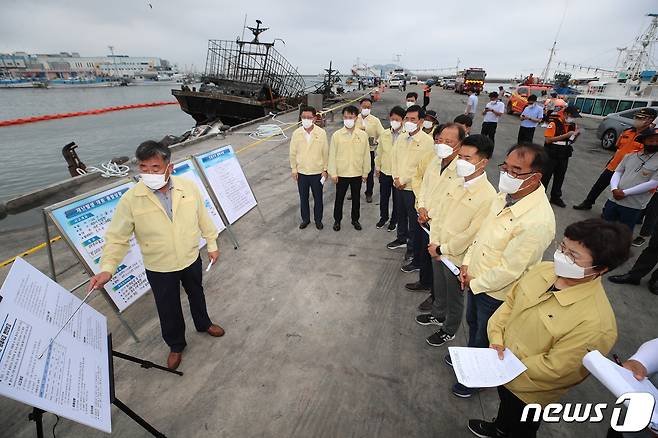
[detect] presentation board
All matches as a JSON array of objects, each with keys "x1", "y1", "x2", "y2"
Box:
[
  {"x1": 47, "y1": 180, "x2": 150, "y2": 312},
  {"x1": 172, "y1": 158, "x2": 227, "y2": 247},
  {"x1": 195, "y1": 145, "x2": 257, "y2": 224},
  {"x1": 0, "y1": 258, "x2": 112, "y2": 433}
]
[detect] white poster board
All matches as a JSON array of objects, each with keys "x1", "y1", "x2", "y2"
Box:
[
  {"x1": 48, "y1": 180, "x2": 150, "y2": 312},
  {"x1": 0, "y1": 258, "x2": 112, "y2": 433},
  {"x1": 195, "y1": 145, "x2": 257, "y2": 224},
  {"x1": 172, "y1": 159, "x2": 227, "y2": 247}
]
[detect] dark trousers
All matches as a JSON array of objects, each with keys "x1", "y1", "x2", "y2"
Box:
[
  {"x1": 431, "y1": 260, "x2": 464, "y2": 336},
  {"x1": 379, "y1": 173, "x2": 398, "y2": 224},
  {"x1": 517, "y1": 126, "x2": 536, "y2": 143},
  {"x1": 145, "y1": 256, "x2": 212, "y2": 353},
  {"x1": 414, "y1": 224, "x2": 433, "y2": 287},
  {"x1": 493, "y1": 386, "x2": 541, "y2": 438},
  {"x1": 297, "y1": 173, "x2": 323, "y2": 224},
  {"x1": 541, "y1": 151, "x2": 570, "y2": 199},
  {"x1": 466, "y1": 289, "x2": 503, "y2": 348},
  {"x1": 629, "y1": 221, "x2": 658, "y2": 282},
  {"x1": 334, "y1": 176, "x2": 362, "y2": 223},
  {"x1": 583, "y1": 168, "x2": 614, "y2": 205},
  {"x1": 603, "y1": 199, "x2": 642, "y2": 232},
  {"x1": 365, "y1": 151, "x2": 376, "y2": 196},
  {"x1": 481, "y1": 121, "x2": 498, "y2": 144},
  {"x1": 396, "y1": 189, "x2": 417, "y2": 249},
  {"x1": 639, "y1": 193, "x2": 658, "y2": 236},
  {"x1": 423, "y1": 96, "x2": 430, "y2": 109}
]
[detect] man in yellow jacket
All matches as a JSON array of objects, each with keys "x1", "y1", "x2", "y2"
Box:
[
  {"x1": 290, "y1": 105, "x2": 329, "y2": 230},
  {"x1": 415, "y1": 134, "x2": 497, "y2": 348},
  {"x1": 375, "y1": 105, "x2": 405, "y2": 231},
  {"x1": 89, "y1": 140, "x2": 224, "y2": 370},
  {"x1": 328, "y1": 105, "x2": 371, "y2": 231},
  {"x1": 356, "y1": 97, "x2": 384, "y2": 203},
  {"x1": 387, "y1": 105, "x2": 434, "y2": 261},
  {"x1": 467, "y1": 218, "x2": 630, "y2": 438},
  {"x1": 453, "y1": 143, "x2": 556, "y2": 398}
]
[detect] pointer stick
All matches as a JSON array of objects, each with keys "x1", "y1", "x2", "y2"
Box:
[{"x1": 37, "y1": 288, "x2": 95, "y2": 360}]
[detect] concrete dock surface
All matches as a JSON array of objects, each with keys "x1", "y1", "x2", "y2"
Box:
[{"x1": 1, "y1": 86, "x2": 655, "y2": 437}]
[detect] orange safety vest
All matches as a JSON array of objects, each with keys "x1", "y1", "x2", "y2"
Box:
[{"x1": 606, "y1": 128, "x2": 644, "y2": 171}]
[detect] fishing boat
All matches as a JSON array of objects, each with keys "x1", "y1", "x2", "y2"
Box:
[{"x1": 172, "y1": 20, "x2": 306, "y2": 126}]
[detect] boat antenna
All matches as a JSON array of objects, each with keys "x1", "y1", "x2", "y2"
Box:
[
  {"x1": 247, "y1": 19, "x2": 268, "y2": 43},
  {"x1": 541, "y1": 1, "x2": 568, "y2": 82},
  {"x1": 241, "y1": 14, "x2": 247, "y2": 40}
]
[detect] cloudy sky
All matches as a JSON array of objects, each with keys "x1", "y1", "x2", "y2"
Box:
[{"x1": 1, "y1": 0, "x2": 655, "y2": 77}]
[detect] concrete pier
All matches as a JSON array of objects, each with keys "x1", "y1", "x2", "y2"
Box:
[{"x1": 0, "y1": 86, "x2": 654, "y2": 437}]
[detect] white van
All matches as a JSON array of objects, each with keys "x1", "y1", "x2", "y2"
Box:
[{"x1": 409, "y1": 76, "x2": 418, "y2": 85}]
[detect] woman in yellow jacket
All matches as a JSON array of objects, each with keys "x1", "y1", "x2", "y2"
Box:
[{"x1": 467, "y1": 218, "x2": 631, "y2": 438}]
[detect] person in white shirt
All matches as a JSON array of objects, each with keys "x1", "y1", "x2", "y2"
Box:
[
  {"x1": 465, "y1": 90, "x2": 478, "y2": 120},
  {"x1": 481, "y1": 91, "x2": 506, "y2": 145}
]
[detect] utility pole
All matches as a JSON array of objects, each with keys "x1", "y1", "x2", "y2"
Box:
[{"x1": 456, "y1": 58, "x2": 460, "y2": 76}]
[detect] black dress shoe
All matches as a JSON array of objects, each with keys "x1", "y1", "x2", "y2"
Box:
[
  {"x1": 573, "y1": 201, "x2": 593, "y2": 210},
  {"x1": 649, "y1": 281, "x2": 658, "y2": 295},
  {"x1": 405, "y1": 281, "x2": 430, "y2": 292},
  {"x1": 608, "y1": 273, "x2": 641, "y2": 285},
  {"x1": 550, "y1": 197, "x2": 566, "y2": 208},
  {"x1": 316, "y1": 222, "x2": 323, "y2": 230},
  {"x1": 376, "y1": 218, "x2": 387, "y2": 228},
  {"x1": 299, "y1": 221, "x2": 310, "y2": 229},
  {"x1": 418, "y1": 295, "x2": 433, "y2": 311},
  {"x1": 352, "y1": 221, "x2": 362, "y2": 230},
  {"x1": 333, "y1": 221, "x2": 341, "y2": 231}
]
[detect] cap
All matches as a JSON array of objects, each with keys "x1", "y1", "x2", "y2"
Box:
[
  {"x1": 636, "y1": 127, "x2": 658, "y2": 142},
  {"x1": 634, "y1": 107, "x2": 658, "y2": 119},
  {"x1": 425, "y1": 110, "x2": 438, "y2": 121},
  {"x1": 565, "y1": 105, "x2": 581, "y2": 118},
  {"x1": 550, "y1": 92, "x2": 558, "y2": 97}
]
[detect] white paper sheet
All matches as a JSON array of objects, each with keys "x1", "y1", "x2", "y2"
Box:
[
  {"x1": 449, "y1": 346, "x2": 527, "y2": 388},
  {"x1": 0, "y1": 258, "x2": 112, "y2": 432},
  {"x1": 583, "y1": 350, "x2": 658, "y2": 426}
]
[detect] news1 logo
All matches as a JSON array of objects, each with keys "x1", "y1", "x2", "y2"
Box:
[{"x1": 521, "y1": 392, "x2": 655, "y2": 432}]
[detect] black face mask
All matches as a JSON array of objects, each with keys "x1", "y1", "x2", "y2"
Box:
[{"x1": 644, "y1": 145, "x2": 658, "y2": 154}]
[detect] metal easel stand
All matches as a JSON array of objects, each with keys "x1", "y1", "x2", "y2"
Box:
[
  {"x1": 222, "y1": 221, "x2": 240, "y2": 250},
  {"x1": 42, "y1": 210, "x2": 57, "y2": 281}
]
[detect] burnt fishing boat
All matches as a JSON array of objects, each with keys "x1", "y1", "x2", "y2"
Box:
[{"x1": 172, "y1": 20, "x2": 306, "y2": 126}]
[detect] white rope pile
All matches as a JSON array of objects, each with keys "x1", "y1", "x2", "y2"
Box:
[{"x1": 77, "y1": 161, "x2": 130, "y2": 178}]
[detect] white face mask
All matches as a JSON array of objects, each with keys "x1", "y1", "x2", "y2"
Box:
[
  {"x1": 456, "y1": 159, "x2": 476, "y2": 177},
  {"x1": 343, "y1": 118, "x2": 355, "y2": 129},
  {"x1": 301, "y1": 118, "x2": 314, "y2": 129},
  {"x1": 566, "y1": 117, "x2": 575, "y2": 124},
  {"x1": 434, "y1": 143, "x2": 453, "y2": 159},
  {"x1": 361, "y1": 108, "x2": 371, "y2": 117},
  {"x1": 498, "y1": 171, "x2": 532, "y2": 194},
  {"x1": 406, "y1": 101, "x2": 415, "y2": 108},
  {"x1": 404, "y1": 121, "x2": 418, "y2": 133},
  {"x1": 553, "y1": 249, "x2": 594, "y2": 279},
  {"x1": 390, "y1": 120, "x2": 402, "y2": 131},
  {"x1": 140, "y1": 171, "x2": 169, "y2": 190},
  {"x1": 423, "y1": 120, "x2": 434, "y2": 129}
]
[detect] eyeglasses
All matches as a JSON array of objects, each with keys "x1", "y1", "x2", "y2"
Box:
[
  {"x1": 556, "y1": 240, "x2": 596, "y2": 266},
  {"x1": 497, "y1": 163, "x2": 535, "y2": 179}
]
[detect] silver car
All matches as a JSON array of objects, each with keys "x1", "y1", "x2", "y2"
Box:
[{"x1": 596, "y1": 106, "x2": 658, "y2": 149}]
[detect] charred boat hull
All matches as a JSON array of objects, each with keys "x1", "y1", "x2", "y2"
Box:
[{"x1": 172, "y1": 89, "x2": 270, "y2": 126}]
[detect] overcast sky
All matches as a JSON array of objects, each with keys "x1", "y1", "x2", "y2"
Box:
[{"x1": 1, "y1": 0, "x2": 655, "y2": 77}]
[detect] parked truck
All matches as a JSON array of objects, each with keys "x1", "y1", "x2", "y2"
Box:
[{"x1": 455, "y1": 68, "x2": 486, "y2": 95}]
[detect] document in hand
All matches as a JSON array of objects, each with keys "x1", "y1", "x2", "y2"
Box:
[
  {"x1": 449, "y1": 346, "x2": 528, "y2": 388},
  {"x1": 583, "y1": 350, "x2": 658, "y2": 426},
  {"x1": 418, "y1": 225, "x2": 460, "y2": 275}
]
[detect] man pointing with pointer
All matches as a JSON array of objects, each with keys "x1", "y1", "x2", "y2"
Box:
[{"x1": 89, "y1": 140, "x2": 225, "y2": 370}]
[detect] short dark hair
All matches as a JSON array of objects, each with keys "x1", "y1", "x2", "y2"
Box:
[
  {"x1": 564, "y1": 219, "x2": 631, "y2": 271},
  {"x1": 136, "y1": 140, "x2": 170, "y2": 163},
  {"x1": 461, "y1": 134, "x2": 494, "y2": 159},
  {"x1": 300, "y1": 105, "x2": 317, "y2": 116},
  {"x1": 453, "y1": 114, "x2": 473, "y2": 127},
  {"x1": 541, "y1": 90, "x2": 547, "y2": 96},
  {"x1": 527, "y1": 94, "x2": 538, "y2": 102},
  {"x1": 360, "y1": 97, "x2": 373, "y2": 104},
  {"x1": 434, "y1": 122, "x2": 466, "y2": 142},
  {"x1": 342, "y1": 105, "x2": 359, "y2": 116},
  {"x1": 405, "y1": 104, "x2": 425, "y2": 119},
  {"x1": 489, "y1": 91, "x2": 499, "y2": 99},
  {"x1": 389, "y1": 106, "x2": 406, "y2": 119},
  {"x1": 506, "y1": 143, "x2": 547, "y2": 173},
  {"x1": 406, "y1": 92, "x2": 418, "y2": 100}
]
